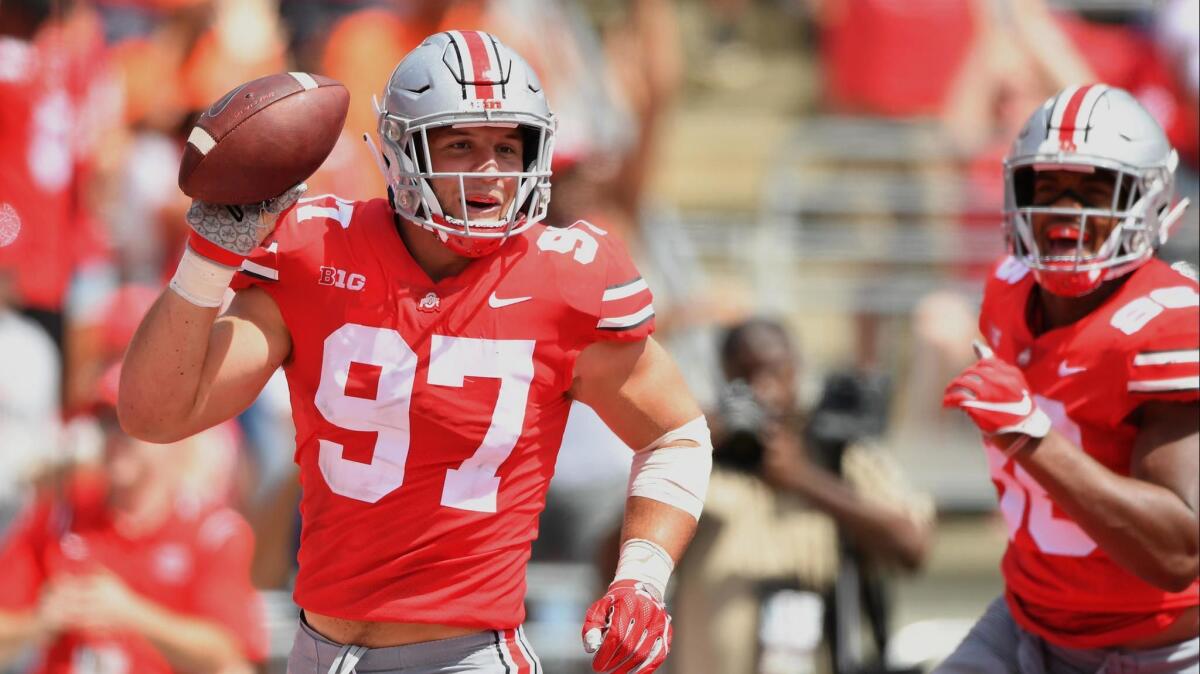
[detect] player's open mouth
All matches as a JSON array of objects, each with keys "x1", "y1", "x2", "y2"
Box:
[
  {"x1": 1045, "y1": 224, "x2": 1091, "y2": 256},
  {"x1": 464, "y1": 195, "x2": 504, "y2": 221},
  {"x1": 466, "y1": 195, "x2": 500, "y2": 209}
]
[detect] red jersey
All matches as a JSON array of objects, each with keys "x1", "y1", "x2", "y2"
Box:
[
  {"x1": 232, "y1": 197, "x2": 655, "y2": 626},
  {"x1": 978, "y1": 256, "x2": 1200, "y2": 648},
  {"x1": 0, "y1": 477, "x2": 267, "y2": 673}
]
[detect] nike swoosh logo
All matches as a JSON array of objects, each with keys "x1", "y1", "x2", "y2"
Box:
[
  {"x1": 488, "y1": 292, "x2": 533, "y2": 309},
  {"x1": 1058, "y1": 362, "x2": 1087, "y2": 376},
  {"x1": 961, "y1": 392, "x2": 1033, "y2": 416}
]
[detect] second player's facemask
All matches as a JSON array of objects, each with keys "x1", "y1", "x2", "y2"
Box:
[
  {"x1": 1002, "y1": 84, "x2": 1190, "y2": 297},
  {"x1": 367, "y1": 31, "x2": 556, "y2": 258},
  {"x1": 1007, "y1": 163, "x2": 1177, "y2": 297}
]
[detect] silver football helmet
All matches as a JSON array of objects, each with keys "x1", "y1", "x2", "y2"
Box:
[
  {"x1": 1003, "y1": 84, "x2": 1189, "y2": 296},
  {"x1": 369, "y1": 31, "x2": 555, "y2": 256}
]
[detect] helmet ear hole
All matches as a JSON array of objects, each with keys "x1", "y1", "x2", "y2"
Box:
[
  {"x1": 520, "y1": 125, "x2": 540, "y2": 170},
  {"x1": 1117, "y1": 173, "x2": 1141, "y2": 211},
  {"x1": 411, "y1": 134, "x2": 429, "y2": 173},
  {"x1": 1013, "y1": 167, "x2": 1036, "y2": 207}
]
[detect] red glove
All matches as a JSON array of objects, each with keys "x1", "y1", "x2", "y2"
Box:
[
  {"x1": 582, "y1": 580, "x2": 672, "y2": 674},
  {"x1": 943, "y1": 356, "x2": 1051, "y2": 439}
]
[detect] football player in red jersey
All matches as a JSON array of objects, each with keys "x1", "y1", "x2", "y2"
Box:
[
  {"x1": 118, "y1": 31, "x2": 711, "y2": 674},
  {"x1": 938, "y1": 83, "x2": 1199, "y2": 673}
]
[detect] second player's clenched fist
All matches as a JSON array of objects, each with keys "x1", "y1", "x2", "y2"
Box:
[
  {"x1": 582, "y1": 580, "x2": 672, "y2": 674},
  {"x1": 943, "y1": 356, "x2": 1051, "y2": 439}
]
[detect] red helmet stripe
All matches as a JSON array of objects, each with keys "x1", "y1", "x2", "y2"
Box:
[
  {"x1": 462, "y1": 31, "x2": 496, "y2": 100},
  {"x1": 1057, "y1": 83, "x2": 1098, "y2": 149}
]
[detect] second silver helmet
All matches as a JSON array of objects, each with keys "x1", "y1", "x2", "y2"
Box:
[{"x1": 1003, "y1": 84, "x2": 1188, "y2": 296}]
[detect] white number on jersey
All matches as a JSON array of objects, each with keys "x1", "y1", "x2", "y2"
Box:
[
  {"x1": 994, "y1": 256, "x2": 1031, "y2": 285},
  {"x1": 985, "y1": 396, "x2": 1097, "y2": 557},
  {"x1": 537, "y1": 226, "x2": 601, "y2": 264},
  {"x1": 314, "y1": 324, "x2": 535, "y2": 511},
  {"x1": 429, "y1": 336, "x2": 535, "y2": 512},
  {"x1": 1110, "y1": 286, "x2": 1200, "y2": 335}
]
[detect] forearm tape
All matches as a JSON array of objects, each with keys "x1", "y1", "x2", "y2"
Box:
[{"x1": 627, "y1": 415, "x2": 713, "y2": 520}]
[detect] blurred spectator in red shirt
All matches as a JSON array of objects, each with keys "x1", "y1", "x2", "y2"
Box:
[
  {"x1": 0, "y1": 2, "x2": 118, "y2": 353},
  {"x1": 817, "y1": 0, "x2": 977, "y2": 117},
  {"x1": 1059, "y1": 11, "x2": 1198, "y2": 170},
  {"x1": 0, "y1": 364, "x2": 265, "y2": 674},
  {"x1": 943, "y1": 0, "x2": 1198, "y2": 226}
]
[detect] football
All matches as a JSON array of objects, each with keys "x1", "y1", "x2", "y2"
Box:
[{"x1": 179, "y1": 72, "x2": 349, "y2": 205}]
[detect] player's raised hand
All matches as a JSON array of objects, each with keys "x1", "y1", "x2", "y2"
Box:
[
  {"x1": 185, "y1": 183, "x2": 307, "y2": 268},
  {"x1": 582, "y1": 580, "x2": 672, "y2": 673},
  {"x1": 942, "y1": 347, "x2": 1051, "y2": 440}
]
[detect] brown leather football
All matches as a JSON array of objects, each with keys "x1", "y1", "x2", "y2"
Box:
[{"x1": 179, "y1": 72, "x2": 349, "y2": 204}]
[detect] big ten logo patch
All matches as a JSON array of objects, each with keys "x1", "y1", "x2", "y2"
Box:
[{"x1": 319, "y1": 266, "x2": 366, "y2": 291}]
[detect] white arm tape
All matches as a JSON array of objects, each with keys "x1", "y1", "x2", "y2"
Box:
[
  {"x1": 169, "y1": 246, "x2": 238, "y2": 308},
  {"x1": 627, "y1": 415, "x2": 713, "y2": 520}
]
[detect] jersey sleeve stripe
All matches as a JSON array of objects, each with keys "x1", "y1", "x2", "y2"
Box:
[
  {"x1": 239, "y1": 259, "x2": 278, "y2": 281},
  {"x1": 1128, "y1": 376, "x2": 1200, "y2": 393},
  {"x1": 597, "y1": 304, "x2": 654, "y2": 330},
  {"x1": 603, "y1": 277, "x2": 648, "y2": 301},
  {"x1": 296, "y1": 202, "x2": 355, "y2": 229},
  {"x1": 1133, "y1": 349, "x2": 1199, "y2": 366}
]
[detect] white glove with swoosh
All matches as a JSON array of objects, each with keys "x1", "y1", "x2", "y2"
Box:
[{"x1": 943, "y1": 341, "x2": 1051, "y2": 439}]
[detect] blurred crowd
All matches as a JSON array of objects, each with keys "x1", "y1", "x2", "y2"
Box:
[{"x1": 0, "y1": 0, "x2": 1196, "y2": 673}]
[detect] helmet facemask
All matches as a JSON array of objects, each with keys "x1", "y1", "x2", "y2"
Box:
[
  {"x1": 1004, "y1": 160, "x2": 1181, "y2": 297},
  {"x1": 375, "y1": 109, "x2": 554, "y2": 258}
]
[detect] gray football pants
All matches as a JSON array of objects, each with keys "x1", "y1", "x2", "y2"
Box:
[
  {"x1": 287, "y1": 617, "x2": 543, "y2": 674},
  {"x1": 934, "y1": 597, "x2": 1199, "y2": 674}
]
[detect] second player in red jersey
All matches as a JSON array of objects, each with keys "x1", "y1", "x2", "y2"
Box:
[
  {"x1": 978, "y1": 255, "x2": 1198, "y2": 648},
  {"x1": 939, "y1": 84, "x2": 1198, "y2": 673},
  {"x1": 120, "y1": 31, "x2": 711, "y2": 674}
]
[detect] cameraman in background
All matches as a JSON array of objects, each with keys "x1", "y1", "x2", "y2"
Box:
[{"x1": 672, "y1": 318, "x2": 934, "y2": 674}]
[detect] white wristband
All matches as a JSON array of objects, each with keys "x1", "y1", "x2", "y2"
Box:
[
  {"x1": 169, "y1": 247, "x2": 238, "y2": 308},
  {"x1": 613, "y1": 538, "x2": 675, "y2": 598}
]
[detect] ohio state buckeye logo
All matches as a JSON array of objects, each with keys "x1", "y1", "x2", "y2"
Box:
[{"x1": 417, "y1": 292, "x2": 441, "y2": 313}]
